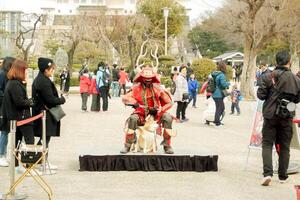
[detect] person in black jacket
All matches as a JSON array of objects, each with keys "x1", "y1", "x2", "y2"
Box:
[
  {"x1": 257, "y1": 51, "x2": 300, "y2": 186},
  {"x1": 111, "y1": 64, "x2": 120, "y2": 97},
  {"x1": 2, "y1": 60, "x2": 35, "y2": 167},
  {"x1": 0, "y1": 57, "x2": 15, "y2": 167},
  {"x1": 32, "y1": 58, "x2": 66, "y2": 169}
]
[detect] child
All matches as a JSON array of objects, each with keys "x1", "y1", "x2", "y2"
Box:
[
  {"x1": 89, "y1": 69, "x2": 100, "y2": 111},
  {"x1": 79, "y1": 69, "x2": 91, "y2": 111},
  {"x1": 230, "y1": 85, "x2": 241, "y2": 115},
  {"x1": 188, "y1": 74, "x2": 200, "y2": 108}
]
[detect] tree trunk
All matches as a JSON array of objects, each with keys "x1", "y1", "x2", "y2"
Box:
[
  {"x1": 290, "y1": 44, "x2": 299, "y2": 74},
  {"x1": 240, "y1": 38, "x2": 257, "y2": 100}
]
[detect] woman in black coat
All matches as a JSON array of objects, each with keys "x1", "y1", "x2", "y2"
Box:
[
  {"x1": 32, "y1": 58, "x2": 66, "y2": 149},
  {"x1": 2, "y1": 60, "x2": 35, "y2": 157}
]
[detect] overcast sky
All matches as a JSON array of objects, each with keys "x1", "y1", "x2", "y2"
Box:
[
  {"x1": 189, "y1": 0, "x2": 225, "y2": 24},
  {"x1": 0, "y1": 0, "x2": 225, "y2": 23}
]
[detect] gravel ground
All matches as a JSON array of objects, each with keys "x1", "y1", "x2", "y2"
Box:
[{"x1": 0, "y1": 94, "x2": 299, "y2": 200}]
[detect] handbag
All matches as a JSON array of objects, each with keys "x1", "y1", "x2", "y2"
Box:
[
  {"x1": 48, "y1": 105, "x2": 66, "y2": 122},
  {"x1": 182, "y1": 93, "x2": 189, "y2": 101}
]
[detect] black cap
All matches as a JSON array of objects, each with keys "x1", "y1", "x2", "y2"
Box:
[{"x1": 38, "y1": 57, "x2": 54, "y2": 72}]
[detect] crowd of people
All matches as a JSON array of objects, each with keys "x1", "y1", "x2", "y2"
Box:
[
  {"x1": 1, "y1": 50, "x2": 297, "y2": 187},
  {"x1": 0, "y1": 57, "x2": 65, "y2": 173}
]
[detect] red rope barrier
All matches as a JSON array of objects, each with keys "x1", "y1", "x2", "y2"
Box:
[{"x1": 16, "y1": 113, "x2": 44, "y2": 127}]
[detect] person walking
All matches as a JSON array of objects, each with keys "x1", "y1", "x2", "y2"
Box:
[
  {"x1": 79, "y1": 68, "x2": 91, "y2": 112},
  {"x1": 59, "y1": 67, "x2": 70, "y2": 96},
  {"x1": 2, "y1": 60, "x2": 35, "y2": 170},
  {"x1": 257, "y1": 51, "x2": 300, "y2": 186},
  {"x1": 211, "y1": 62, "x2": 230, "y2": 126},
  {"x1": 118, "y1": 67, "x2": 129, "y2": 96},
  {"x1": 32, "y1": 57, "x2": 66, "y2": 170},
  {"x1": 90, "y1": 69, "x2": 100, "y2": 112},
  {"x1": 0, "y1": 57, "x2": 15, "y2": 167},
  {"x1": 230, "y1": 85, "x2": 241, "y2": 115},
  {"x1": 188, "y1": 73, "x2": 199, "y2": 108},
  {"x1": 111, "y1": 64, "x2": 120, "y2": 97},
  {"x1": 96, "y1": 62, "x2": 109, "y2": 111},
  {"x1": 173, "y1": 66, "x2": 189, "y2": 122}
]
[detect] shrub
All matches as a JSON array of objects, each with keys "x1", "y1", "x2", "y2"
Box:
[
  {"x1": 158, "y1": 55, "x2": 176, "y2": 76},
  {"x1": 226, "y1": 65, "x2": 233, "y2": 81},
  {"x1": 191, "y1": 58, "x2": 216, "y2": 82},
  {"x1": 160, "y1": 76, "x2": 172, "y2": 88}
]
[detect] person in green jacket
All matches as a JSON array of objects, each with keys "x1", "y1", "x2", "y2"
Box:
[{"x1": 211, "y1": 61, "x2": 230, "y2": 126}]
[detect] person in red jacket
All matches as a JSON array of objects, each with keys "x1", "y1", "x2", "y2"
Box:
[
  {"x1": 118, "y1": 67, "x2": 129, "y2": 96},
  {"x1": 79, "y1": 69, "x2": 91, "y2": 111},
  {"x1": 89, "y1": 69, "x2": 100, "y2": 111}
]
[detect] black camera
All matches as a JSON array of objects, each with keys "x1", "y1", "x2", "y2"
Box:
[{"x1": 275, "y1": 98, "x2": 296, "y2": 119}]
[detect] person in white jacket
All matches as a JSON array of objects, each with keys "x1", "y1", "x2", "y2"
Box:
[{"x1": 173, "y1": 66, "x2": 189, "y2": 122}]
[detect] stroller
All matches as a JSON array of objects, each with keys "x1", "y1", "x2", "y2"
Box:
[{"x1": 203, "y1": 96, "x2": 225, "y2": 125}]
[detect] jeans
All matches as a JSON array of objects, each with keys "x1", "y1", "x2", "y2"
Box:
[
  {"x1": 0, "y1": 131, "x2": 8, "y2": 156},
  {"x1": 262, "y1": 117, "x2": 292, "y2": 180},
  {"x1": 213, "y1": 98, "x2": 225, "y2": 125},
  {"x1": 119, "y1": 84, "x2": 126, "y2": 96},
  {"x1": 81, "y1": 93, "x2": 89, "y2": 111},
  {"x1": 189, "y1": 93, "x2": 197, "y2": 107},
  {"x1": 99, "y1": 86, "x2": 108, "y2": 111},
  {"x1": 111, "y1": 81, "x2": 119, "y2": 97},
  {"x1": 176, "y1": 101, "x2": 188, "y2": 120},
  {"x1": 231, "y1": 102, "x2": 240, "y2": 114}
]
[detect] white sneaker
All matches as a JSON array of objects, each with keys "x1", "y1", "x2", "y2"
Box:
[
  {"x1": 39, "y1": 163, "x2": 58, "y2": 170},
  {"x1": 0, "y1": 157, "x2": 9, "y2": 167},
  {"x1": 261, "y1": 176, "x2": 272, "y2": 186},
  {"x1": 15, "y1": 166, "x2": 26, "y2": 174},
  {"x1": 279, "y1": 179, "x2": 287, "y2": 184}
]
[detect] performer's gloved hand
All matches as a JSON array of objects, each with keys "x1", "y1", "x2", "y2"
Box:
[
  {"x1": 149, "y1": 108, "x2": 158, "y2": 116},
  {"x1": 132, "y1": 103, "x2": 139, "y2": 109},
  {"x1": 60, "y1": 96, "x2": 66, "y2": 104}
]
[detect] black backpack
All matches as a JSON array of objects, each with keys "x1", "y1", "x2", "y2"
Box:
[
  {"x1": 102, "y1": 70, "x2": 111, "y2": 87},
  {"x1": 206, "y1": 75, "x2": 216, "y2": 93}
]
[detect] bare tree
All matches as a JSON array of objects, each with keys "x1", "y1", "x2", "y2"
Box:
[{"x1": 15, "y1": 14, "x2": 42, "y2": 61}]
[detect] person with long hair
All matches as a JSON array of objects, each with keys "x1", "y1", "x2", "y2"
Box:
[
  {"x1": 211, "y1": 62, "x2": 230, "y2": 126},
  {"x1": 0, "y1": 56, "x2": 16, "y2": 167},
  {"x1": 2, "y1": 59, "x2": 35, "y2": 170}
]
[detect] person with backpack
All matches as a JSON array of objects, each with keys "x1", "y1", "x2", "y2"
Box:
[
  {"x1": 209, "y1": 61, "x2": 230, "y2": 127},
  {"x1": 96, "y1": 62, "x2": 109, "y2": 111}
]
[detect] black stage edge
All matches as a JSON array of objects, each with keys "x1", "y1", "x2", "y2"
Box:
[{"x1": 79, "y1": 155, "x2": 218, "y2": 172}]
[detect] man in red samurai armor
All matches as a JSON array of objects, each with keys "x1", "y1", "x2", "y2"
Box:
[{"x1": 120, "y1": 66, "x2": 175, "y2": 154}]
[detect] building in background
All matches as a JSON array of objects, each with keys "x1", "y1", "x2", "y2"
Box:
[{"x1": 0, "y1": 0, "x2": 192, "y2": 60}]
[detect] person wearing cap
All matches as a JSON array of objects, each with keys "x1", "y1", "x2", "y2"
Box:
[
  {"x1": 120, "y1": 65, "x2": 175, "y2": 154},
  {"x1": 32, "y1": 57, "x2": 66, "y2": 170}
]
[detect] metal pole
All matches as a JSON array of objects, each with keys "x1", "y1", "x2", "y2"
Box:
[
  {"x1": 9, "y1": 121, "x2": 16, "y2": 196},
  {"x1": 42, "y1": 111, "x2": 46, "y2": 173},
  {"x1": 0, "y1": 121, "x2": 27, "y2": 200},
  {"x1": 165, "y1": 16, "x2": 168, "y2": 55}
]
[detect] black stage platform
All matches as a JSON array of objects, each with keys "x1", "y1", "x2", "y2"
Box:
[{"x1": 79, "y1": 154, "x2": 218, "y2": 172}]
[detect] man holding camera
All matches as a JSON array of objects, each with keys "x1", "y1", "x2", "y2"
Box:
[{"x1": 257, "y1": 51, "x2": 300, "y2": 186}]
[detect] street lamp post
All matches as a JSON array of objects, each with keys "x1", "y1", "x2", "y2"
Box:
[{"x1": 163, "y1": 7, "x2": 169, "y2": 55}]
